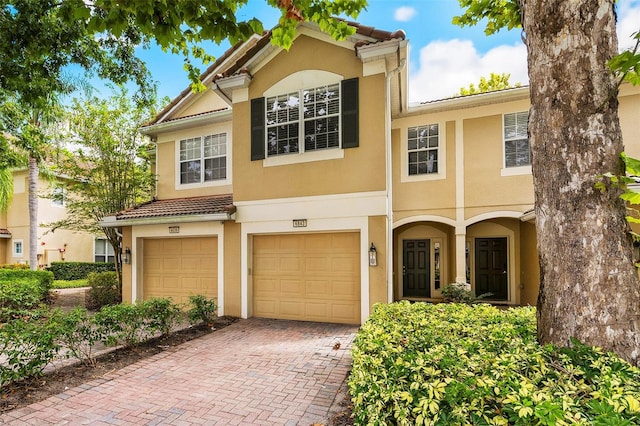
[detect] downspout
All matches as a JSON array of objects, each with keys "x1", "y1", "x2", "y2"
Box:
[{"x1": 386, "y1": 58, "x2": 406, "y2": 303}]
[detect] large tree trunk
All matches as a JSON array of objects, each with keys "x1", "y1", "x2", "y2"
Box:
[
  {"x1": 28, "y1": 156, "x2": 38, "y2": 270},
  {"x1": 519, "y1": 0, "x2": 640, "y2": 364}
]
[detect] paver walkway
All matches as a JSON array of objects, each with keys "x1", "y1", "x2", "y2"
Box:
[{"x1": 0, "y1": 318, "x2": 358, "y2": 426}]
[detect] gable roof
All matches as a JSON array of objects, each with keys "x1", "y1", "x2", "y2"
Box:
[
  {"x1": 115, "y1": 194, "x2": 235, "y2": 221},
  {"x1": 144, "y1": 20, "x2": 405, "y2": 128}
]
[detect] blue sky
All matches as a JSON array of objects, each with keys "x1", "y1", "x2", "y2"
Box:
[{"x1": 130, "y1": 0, "x2": 640, "y2": 104}]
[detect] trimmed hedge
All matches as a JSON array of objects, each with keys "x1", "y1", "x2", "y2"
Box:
[
  {"x1": 350, "y1": 302, "x2": 640, "y2": 425},
  {"x1": 0, "y1": 278, "x2": 48, "y2": 321},
  {"x1": 47, "y1": 261, "x2": 116, "y2": 280},
  {"x1": 0, "y1": 269, "x2": 54, "y2": 293}
]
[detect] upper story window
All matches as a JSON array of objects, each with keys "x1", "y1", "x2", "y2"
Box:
[
  {"x1": 504, "y1": 111, "x2": 530, "y2": 168},
  {"x1": 266, "y1": 84, "x2": 340, "y2": 157},
  {"x1": 408, "y1": 124, "x2": 439, "y2": 175},
  {"x1": 179, "y1": 133, "x2": 227, "y2": 185},
  {"x1": 52, "y1": 186, "x2": 66, "y2": 207},
  {"x1": 251, "y1": 76, "x2": 359, "y2": 164}
]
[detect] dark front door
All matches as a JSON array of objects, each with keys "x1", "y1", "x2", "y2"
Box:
[
  {"x1": 475, "y1": 237, "x2": 508, "y2": 300},
  {"x1": 403, "y1": 239, "x2": 430, "y2": 298}
]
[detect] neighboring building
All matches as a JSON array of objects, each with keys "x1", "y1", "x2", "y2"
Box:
[
  {"x1": 0, "y1": 169, "x2": 96, "y2": 267},
  {"x1": 101, "y1": 21, "x2": 640, "y2": 324}
]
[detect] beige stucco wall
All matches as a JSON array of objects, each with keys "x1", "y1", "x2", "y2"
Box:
[
  {"x1": 5, "y1": 171, "x2": 95, "y2": 266},
  {"x1": 519, "y1": 221, "x2": 539, "y2": 306},
  {"x1": 619, "y1": 88, "x2": 640, "y2": 158},
  {"x1": 223, "y1": 221, "x2": 241, "y2": 317},
  {"x1": 233, "y1": 35, "x2": 386, "y2": 202},
  {"x1": 368, "y1": 215, "x2": 387, "y2": 309},
  {"x1": 176, "y1": 90, "x2": 229, "y2": 119},
  {"x1": 121, "y1": 226, "x2": 133, "y2": 304}
]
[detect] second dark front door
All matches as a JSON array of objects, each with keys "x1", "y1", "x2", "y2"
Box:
[
  {"x1": 403, "y1": 239, "x2": 430, "y2": 298},
  {"x1": 475, "y1": 237, "x2": 508, "y2": 300}
]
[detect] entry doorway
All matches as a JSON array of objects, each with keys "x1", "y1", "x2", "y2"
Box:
[
  {"x1": 475, "y1": 237, "x2": 508, "y2": 300},
  {"x1": 402, "y1": 239, "x2": 430, "y2": 298}
]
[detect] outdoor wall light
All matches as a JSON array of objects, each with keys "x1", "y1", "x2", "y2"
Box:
[
  {"x1": 369, "y1": 243, "x2": 377, "y2": 267},
  {"x1": 122, "y1": 247, "x2": 131, "y2": 265}
]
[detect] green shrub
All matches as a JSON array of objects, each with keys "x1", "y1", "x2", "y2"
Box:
[
  {"x1": 93, "y1": 303, "x2": 147, "y2": 347},
  {"x1": 140, "y1": 297, "x2": 182, "y2": 337},
  {"x1": 49, "y1": 308, "x2": 99, "y2": 366},
  {"x1": 350, "y1": 302, "x2": 640, "y2": 425},
  {"x1": 0, "y1": 269, "x2": 54, "y2": 293},
  {"x1": 0, "y1": 315, "x2": 61, "y2": 387},
  {"x1": 0, "y1": 277, "x2": 50, "y2": 321},
  {"x1": 86, "y1": 272, "x2": 120, "y2": 310},
  {"x1": 52, "y1": 279, "x2": 89, "y2": 289},
  {"x1": 186, "y1": 294, "x2": 217, "y2": 326},
  {"x1": 441, "y1": 282, "x2": 491, "y2": 304},
  {"x1": 47, "y1": 261, "x2": 116, "y2": 281},
  {"x1": 0, "y1": 263, "x2": 30, "y2": 270}
]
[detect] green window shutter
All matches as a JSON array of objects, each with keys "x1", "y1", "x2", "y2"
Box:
[
  {"x1": 341, "y1": 78, "x2": 359, "y2": 149},
  {"x1": 251, "y1": 97, "x2": 265, "y2": 161}
]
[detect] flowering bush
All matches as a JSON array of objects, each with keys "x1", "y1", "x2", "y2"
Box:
[{"x1": 350, "y1": 301, "x2": 640, "y2": 425}]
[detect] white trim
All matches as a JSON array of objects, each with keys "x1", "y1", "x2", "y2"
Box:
[
  {"x1": 130, "y1": 222, "x2": 225, "y2": 316},
  {"x1": 393, "y1": 214, "x2": 457, "y2": 229},
  {"x1": 400, "y1": 121, "x2": 446, "y2": 183},
  {"x1": 100, "y1": 213, "x2": 233, "y2": 228},
  {"x1": 240, "y1": 217, "x2": 370, "y2": 324},
  {"x1": 455, "y1": 119, "x2": 467, "y2": 283},
  {"x1": 262, "y1": 147, "x2": 343, "y2": 167},
  {"x1": 405, "y1": 86, "x2": 530, "y2": 115},
  {"x1": 263, "y1": 70, "x2": 343, "y2": 98},
  {"x1": 501, "y1": 165, "x2": 532, "y2": 176},
  {"x1": 464, "y1": 210, "x2": 525, "y2": 227},
  {"x1": 140, "y1": 109, "x2": 233, "y2": 136},
  {"x1": 235, "y1": 191, "x2": 387, "y2": 223}
]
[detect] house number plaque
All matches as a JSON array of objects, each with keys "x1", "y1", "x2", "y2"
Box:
[
  {"x1": 293, "y1": 219, "x2": 307, "y2": 228},
  {"x1": 168, "y1": 226, "x2": 180, "y2": 234}
]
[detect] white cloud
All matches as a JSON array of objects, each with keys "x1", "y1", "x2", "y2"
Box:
[
  {"x1": 394, "y1": 6, "x2": 417, "y2": 22},
  {"x1": 617, "y1": 0, "x2": 640, "y2": 51},
  {"x1": 408, "y1": 39, "x2": 529, "y2": 102}
]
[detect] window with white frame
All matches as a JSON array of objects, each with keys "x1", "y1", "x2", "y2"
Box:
[
  {"x1": 94, "y1": 239, "x2": 115, "y2": 263},
  {"x1": 504, "y1": 111, "x2": 530, "y2": 168},
  {"x1": 179, "y1": 133, "x2": 227, "y2": 185},
  {"x1": 266, "y1": 83, "x2": 340, "y2": 157},
  {"x1": 52, "y1": 186, "x2": 65, "y2": 206},
  {"x1": 408, "y1": 124, "x2": 439, "y2": 175},
  {"x1": 13, "y1": 239, "x2": 23, "y2": 257}
]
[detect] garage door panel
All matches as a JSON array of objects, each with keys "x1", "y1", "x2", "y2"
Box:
[
  {"x1": 143, "y1": 237, "x2": 217, "y2": 303},
  {"x1": 253, "y1": 233, "x2": 360, "y2": 324}
]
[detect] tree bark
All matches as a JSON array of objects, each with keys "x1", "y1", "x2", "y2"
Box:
[
  {"x1": 28, "y1": 156, "x2": 38, "y2": 270},
  {"x1": 519, "y1": 0, "x2": 640, "y2": 364}
]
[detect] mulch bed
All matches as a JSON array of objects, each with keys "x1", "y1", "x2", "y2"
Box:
[{"x1": 0, "y1": 316, "x2": 238, "y2": 414}]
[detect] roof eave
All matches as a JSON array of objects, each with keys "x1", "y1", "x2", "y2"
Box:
[
  {"x1": 100, "y1": 212, "x2": 235, "y2": 228},
  {"x1": 139, "y1": 109, "x2": 233, "y2": 138},
  {"x1": 405, "y1": 86, "x2": 531, "y2": 115}
]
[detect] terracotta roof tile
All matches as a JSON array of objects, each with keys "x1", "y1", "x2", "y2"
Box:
[
  {"x1": 116, "y1": 194, "x2": 235, "y2": 220},
  {"x1": 0, "y1": 228, "x2": 10, "y2": 236}
]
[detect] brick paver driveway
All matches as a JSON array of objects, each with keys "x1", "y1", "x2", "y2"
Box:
[{"x1": 0, "y1": 318, "x2": 358, "y2": 425}]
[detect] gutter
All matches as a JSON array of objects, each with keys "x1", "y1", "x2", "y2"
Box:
[
  {"x1": 139, "y1": 109, "x2": 233, "y2": 137},
  {"x1": 386, "y1": 57, "x2": 406, "y2": 303},
  {"x1": 100, "y1": 212, "x2": 235, "y2": 228}
]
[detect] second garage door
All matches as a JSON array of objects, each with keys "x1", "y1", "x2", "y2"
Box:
[
  {"x1": 143, "y1": 237, "x2": 217, "y2": 304},
  {"x1": 253, "y1": 232, "x2": 361, "y2": 324}
]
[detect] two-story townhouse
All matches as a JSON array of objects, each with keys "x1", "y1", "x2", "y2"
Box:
[
  {"x1": 102, "y1": 20, "x2": 640, "y2": 324},
  {"x1": 1, "y1": 169, "x2": 96, "y2": 267}
]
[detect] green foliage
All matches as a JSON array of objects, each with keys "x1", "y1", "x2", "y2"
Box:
[
  {"x1": 86, "y1": 271, "x2": 121, "y2": 310},
  {"x1": 48, "y1": 308, "x2": 99, "y2": 366},
  {"x1": 457, "y1": 72, "x2": 521, "y2": 96},
  {"x1": 140, "y1": 297, "x2": 182, "y2": 337},
  {"x1": 51, "y1": 279, "x2": 89, "y2": 289},
  {"x1": 0, "y1": 315, "x2": 61, "y2": 387},
  {"x1": 452, "y1": 0, "x2": 521, "y2": 35},
  {"x1": 0, "y1": 263, "x2": 30, "y2": 270},
  {"x1": 187, "y1": 294, "x2": 218, "y2": 326},
  {"x1": 609, "y1": 31, "x2": 640, "y2": 87},
  {"x1": 0, "y1": 268, "x2": 54, "y2": 290},
  {"x1": 350, "y1": 302, "x2": 640, "y2": 425},
  {"x1": 440, "y1": 283, "x2": 491, "y2": 304},
  {"x1": 47, "y1": 261, "x2": 116, "y2": 280},
  {"x1": 0, "y1": 277, "x2": 48, "y2": 321}
]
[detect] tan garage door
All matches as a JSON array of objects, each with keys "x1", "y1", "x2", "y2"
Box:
[
  {"x1": 143, "y1": 237, "x2": 217, "y2": 304},
  {"x1": 253, "y1": 232, "x2": 360, "y2": 324}
]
